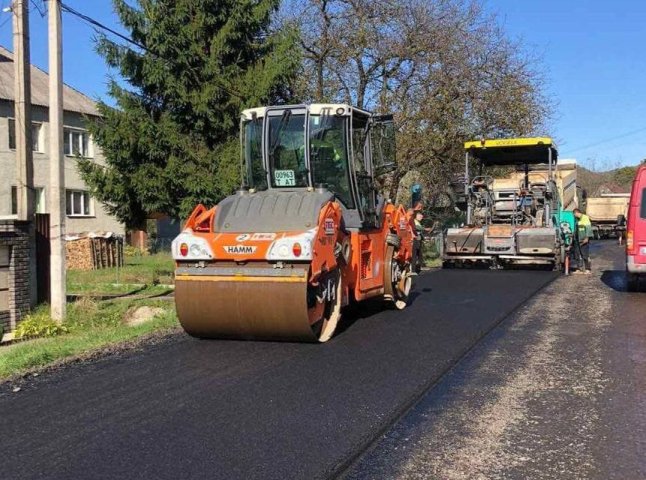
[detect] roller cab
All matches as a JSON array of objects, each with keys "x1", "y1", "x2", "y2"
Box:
[{"x1": 173, "y1": 104, "x2": 414, "y2": 341}]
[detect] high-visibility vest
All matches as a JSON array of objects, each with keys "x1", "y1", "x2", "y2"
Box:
[
  {"x1": 577, "y1": 214, "x2": 592, "y2": 240},
  {"x1": 414, "y1": 219, "x2": 424, "y2": 238}
]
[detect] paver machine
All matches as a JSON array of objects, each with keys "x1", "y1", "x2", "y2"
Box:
[
  {"x1": 443, "y1": 137, "x2": 575, "y2": 269},
  {"x1": 172, "y1": 104, "x2": 415, "y2": 342}
]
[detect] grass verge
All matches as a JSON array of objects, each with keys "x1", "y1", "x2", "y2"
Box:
[
  {"x1": 67, "y1": 252, "x2": 175, "y2": 294},
  {"x1": 0, "y1": 298, "x2": 179, "y2": 382},
  {"x1": 67, "y1": 283, "x2": 174, "y2": 298}
]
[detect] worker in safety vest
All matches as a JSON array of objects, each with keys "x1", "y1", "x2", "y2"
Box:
[
  {"x1": 573, "y1": 208, "x2": 593, "y2": 274},
  {"x1": 411, "y1": 211, "x2": 425, "y2": 274},
  {"x1": 411, "y1": 210, "x2": 436, "y2": 274},
  {"x1": 305, "y1": 137, "x2": 345, "y2": 189}
]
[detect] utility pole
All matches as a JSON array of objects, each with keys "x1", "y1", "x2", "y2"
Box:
[
  {"x1": 48, "y1": 0, "x2": 66, "y2": 321},
  {"x1": 12, "y1": 0, "x2": 34, "y2": 221}
]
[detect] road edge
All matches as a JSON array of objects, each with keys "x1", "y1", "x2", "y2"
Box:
[{"x1": 331, "y1": 271, "x2": 561, "y2": 480}]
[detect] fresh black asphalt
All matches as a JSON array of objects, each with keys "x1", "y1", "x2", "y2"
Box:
[{"x1": 0, "y1": 268, "x2": 556, "y2": 480}]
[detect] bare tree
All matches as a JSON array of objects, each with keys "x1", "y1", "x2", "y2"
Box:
[{"x1": 284, "y1": 0, "x2": 553, "y2": 210}]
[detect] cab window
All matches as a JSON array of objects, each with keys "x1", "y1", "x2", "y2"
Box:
[
  {"x1": 310, "y1": 115, "x2": 354, "y2": 208},
  {"x1": 370, "y1": 118, "x2": 396, "y2": 175},
  {"x1": 351, "y1": 112, "x2": 375, "y2": 221},
  {"x1": 243, "y1": 119, "x2": 266, "y2": 190},
  {"x1": 267, "y1": 112, "x2": 308, "y2": 188}
]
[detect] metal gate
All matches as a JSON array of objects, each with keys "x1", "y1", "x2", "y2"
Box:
[{"x1": 35, "y1": 213, "x2": 50, "y2": 303}]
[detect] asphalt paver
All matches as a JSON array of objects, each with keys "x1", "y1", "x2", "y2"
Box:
[
  {"x1": 0, "y1": 267, "x2": 556, "y2": 480},
  {"x1": 347, "y1": 241, "x2": 646, "y2": 479}
]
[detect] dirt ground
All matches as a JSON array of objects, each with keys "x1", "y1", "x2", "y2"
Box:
[{"x1": 348, "y1": 241, "x2": 646, "y2": 480}]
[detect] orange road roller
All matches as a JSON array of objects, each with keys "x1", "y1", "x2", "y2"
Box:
[{"x1": 172, "y1": 103, "x2": 415, "y2": 342}]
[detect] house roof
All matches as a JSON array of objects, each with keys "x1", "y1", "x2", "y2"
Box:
[
  {"x1": 596, "y1": 182, "x2": 628, "y2": 195},
  {"x1": 0, "y1": 45, "x2": 99, "y2": 116}
]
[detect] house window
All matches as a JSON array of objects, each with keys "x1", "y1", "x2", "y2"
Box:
[
  {"x1": 10, "y1": 186, "x2": 46, "y2": 214},
  {"x1": 34, "y1": 187, "x2": 46, "y2": 214},
  {"x1": 64, "y1": 128, "x2": 91, "y2": 157},
  {"x1": 32, "y1": 124, "x2": 42, "y2": 152},
  {"x1": 7, "y1": 119, "x2": 42, "y2": 152},
  {"x1": 10, "y1": 186, "x2": 17, "y2": 215},
  {"x1": 8, "y1": 119, "x2": 15, "y2": 150},
  {"x1": 66, "y1": 190, "x2": 93, "y2": 217}
]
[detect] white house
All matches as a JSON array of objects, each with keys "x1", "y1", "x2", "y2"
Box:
[{"x1": 0, "y1": 45, "x2": 124, "y2": 234}]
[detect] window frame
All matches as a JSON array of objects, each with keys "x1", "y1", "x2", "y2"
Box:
[
  {"x1": 309, "y1": 114, "x2": 355, "y2": 209},
  {"x1": 7, "y1": 118, "x2": 43, "y2": 152},
  {"x1": 8, "y1": 118, "x2": 15, "y2": 151},
  {"x1": 63, "y1": 127, "x2": 93, "y2": 158},
  {"x1": 242, "y1": 118, "x2": 267, "y2": 190},
  {"x1": 10, "y1": 186, "x2": 17, "y2": 216},
  {"x1": 34, "y1": 187, "x2": 46, "y2": 214},
  {"x1": 640, "y1": 188, "x2": 646, "y2": 220},
  {"x1": 31, "y1": 123, "x2": 43, "y2": 153},
  {"x1": 65, "y1": 189, "x2": 94, "y2": 217},
  {"x1": 10, "y1": 185, "x2": 45, "y2": 215},
  {"x1": 265, "y1": 109, "x2": 309, "y2": 189}
]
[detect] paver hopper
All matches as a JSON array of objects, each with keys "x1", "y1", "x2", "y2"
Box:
[{"x1": 172, "y1": 104, "x2": 414, "y2": 342}]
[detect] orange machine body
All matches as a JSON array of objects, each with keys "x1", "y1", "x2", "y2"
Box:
[{"x1": 178, "y1": 201, "x2": 414, "y2": 310}]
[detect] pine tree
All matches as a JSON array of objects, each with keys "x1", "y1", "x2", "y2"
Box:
[{"x1": 79, "y1": 0, "x2": 299, "y2": 228}]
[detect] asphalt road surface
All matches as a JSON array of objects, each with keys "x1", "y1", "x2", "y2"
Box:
[
  {"x1": 0, "y1": 265, "x2": 556, "y2": 480},
  {"x1": 347, "y1": 241, "x2": 646, "y2": 479}
]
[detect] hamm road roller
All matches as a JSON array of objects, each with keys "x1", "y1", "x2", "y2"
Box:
[{"x1": 172, "y1": 104, "x2": 415, "y2": 342}]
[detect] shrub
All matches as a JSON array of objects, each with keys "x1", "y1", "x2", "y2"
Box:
[
  {"x1": 124, "y1": 245, "x2": 149, "y2": 257},
  {"x1": 15, "y1": 309, "x2": 69, "y2": 339}
]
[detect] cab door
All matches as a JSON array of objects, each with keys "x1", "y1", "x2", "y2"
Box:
[
  {"x1": 370, "y1": 114, "x2": 397, "y2": 176},
  {"x1": 350, "y1": 110, "x2": 378, "y2": 228}
]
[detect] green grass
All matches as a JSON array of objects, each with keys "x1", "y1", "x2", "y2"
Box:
[
  {"x1": 67, "y1": 283, "x2": 174, "y2": 297},
  {"x1": 66, "y1": 252, "x2": 175, "y2": 296},
  {"x1": 0, "y1": 298, "x2": 178, "y2": 381}
]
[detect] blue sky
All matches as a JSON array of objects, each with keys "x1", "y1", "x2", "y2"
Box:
[
  {"x1": 0, "y1": 0, "x2": 645, "y2": 169},
  {"x1": 487, "y1": 0, "x2": 646, "y2": 168}
]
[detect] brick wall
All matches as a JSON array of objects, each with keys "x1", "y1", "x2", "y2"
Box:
[{"x1": 0, "y1": 220, "x2": 32, "y2": 332}]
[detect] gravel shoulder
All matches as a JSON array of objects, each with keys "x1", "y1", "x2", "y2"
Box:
[{"x1": 347, "y1": 241, "x2": 646, "y2": 479}]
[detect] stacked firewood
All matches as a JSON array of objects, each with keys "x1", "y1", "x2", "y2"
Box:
[{"x1": 66, "y1": 233, "x2": 124, "y2": 271}]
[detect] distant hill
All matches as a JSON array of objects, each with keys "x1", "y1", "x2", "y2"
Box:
[{"x1": 577, "y1": 165, "x2": 639, "y2": 197}]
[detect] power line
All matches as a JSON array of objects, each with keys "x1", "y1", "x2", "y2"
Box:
[
  {"x1": 30, "y1": 0, "x2": 45, "y2": 17},
  {"x1": 565, "y1": 126, "x2": 646, "y2": 154},
  {"x1": 59, "y1": 1, "x2": 243, "y2": 99},
  {"x1": 60, "y1": 1, "x2": 148, "y2": 52}
]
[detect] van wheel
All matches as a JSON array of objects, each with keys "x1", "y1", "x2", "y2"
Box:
[{"x1": 627, "y1": 274, "x2": 639, "y2": 292}]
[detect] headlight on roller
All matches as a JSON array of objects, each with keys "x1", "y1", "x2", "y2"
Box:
[
  {"x1": 172, "y1": 230, "x2": 214, "y2": 260},
  {"x1": 266, "y1": 229, "x2": 317, "y2": 261}
]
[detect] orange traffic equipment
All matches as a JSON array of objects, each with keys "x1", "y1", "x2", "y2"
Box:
[{"x1": 172, "y1": 104, "x2": 415, "y2": 342}]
